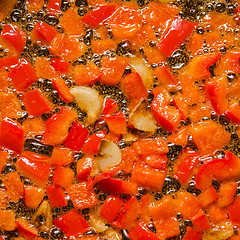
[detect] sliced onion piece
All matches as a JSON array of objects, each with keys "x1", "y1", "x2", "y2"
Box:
[
  {"x1": 129, "y1": 57, "x2": 154, "y2": 90},
  {"x1": 89, "y1": 210, "x2": 108, "y2": 233},
  {"x1": 70, "y1": 86, "x2": 103, "y2": 125},
  {"x1": 129, "y1": 100, "x2": 157, "y2": 132},
  {"x1": 91, "y1": 139, "x2": 122, "y2": 176}
]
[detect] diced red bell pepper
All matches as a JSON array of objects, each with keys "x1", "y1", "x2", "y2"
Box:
[
  {"x1": 47, "y1": 0, "x2": 61, "y2": 15},
  {"x1": 176, "y1": 191, "x2": 202, "y2": 220},
  {"x1": 50, "y1": 147, "x2": 73, "y2": 165},
  {"x1": 120, "y1": 147, "x2": 138, "y2": 174},
  {"x1": 0, "y1": 210, "x2": 16, "y2": 231},
  {"x1": 218, "y1": 182, "x2": 237, "y2": 208},
  {"x1": 16, "y1": 155, "x2": 50, "y2": 187},
  {"x1": 16, "y1": 218, "x2": 38, "y2": 239},
  {"x1": 74, "y1": 61, "x2": 102, "y2": 85},
  {"x1": 52, "y1": 166, "x2": 75, "y2": 189},
  {"x1": 77, "y1": 155, "x2": 94, "y2": 182},
  {"x1": 154, "y1": 65, "x2": 178, "y2": 85},
  {"x1": 140, "y1": 194, "x2": 153, "y2": 224},
  {"x1": 82, "y1": 131, "x2": 106, "y2": 155},
  {"x1": 131, "y1": 164, "x2": 166, "y2": 191},
  {"x1": 226, "y1": 101, "x2": 240, "y2": 123},
  {"x1": 0, "y1": 117, "x2": 24, "y2": 154},
  {"x1": 195, "y1": 151, "x2": 240, "y2": 190},
  {"x1": 98, "y1": 178, "x2": 138, "y2": 195},
  {"x1": 8, "y1": 59, "x2": 37, "y2": 92},
  {"x1": 149, "y1": 196, "x2": 176, "y2": 221},
  {"x1": 42, "y1": 106, "x2": 78, "y2": 145},
  {"x1": 46, "y1": 185, "x2": 68, "y2": 207},
  {"x1": 0, "y1": 56, "x2": 18, "y2": 69},
  {"x1": 198, "y1": 186, "x2": 219, "y2": 207},
  {"x1": 192, "y1": 209, "x2": 210, "y2": 232},
  {"x1": 190, "y1": 120, "x2": 231, "y2": 156},
  {"x1": 51, "y1": 58, "x2": 70, "y2": 73},
  {"x1": 205, "y1": 76, "x2": 229, "y2": 115},
  {"x1": 114, "y1": 196, "x2": 141, "y2": 230},
  {"x1": 157, "y1": 16, "x2": 197, "y2": 57},
  {"x1": 142, "y1": 154, "x2": 167, "y2": 170},
  {"x1": 128, "y1": 221, "x2": 159, "y2": 240},
  {"x1": 23, "y1": 186, "x2": 44, "y2": 209},
  {"x1": 52, "y1": 77, "x2": 74, "y2": 103},
  {"x1": 23, "y1": 89, "x2": 52, "y2": 116},
  {"x1": 133, "y1": 138, "x2": 168, "y2": 155},
  {"x1": 99, "y1": 196, "x2": 124, "y2": 223},
  {"x1": 207, "y1": 204, "x2": 228, "y2": 223},
  {"x1": 172, "y1": 148, "x2": 199, "y2": 185},
  {"x1": 101, "y1": 98, "x2": 118, "y2": 116},
  {"x1": 168, "y1": 127, "x2": 189, "y2": 147},
  {"x1": 33, "y1": 21, "x2": 57, "y2": 44},
  {"x1": 107, "y1": 7, "x2": 142, "y2": 40},
  {"x1": 227, "y1": 197, "x2": 240, "y2": 226},
  {"x1": 68, "y1": 183, "x2": 98, "y2": 209},
  {"x1": 182, "y1": 227, "x2": 202, "y2": 240},
  {"x1": 2, "y1": 171, "x2": 23, "y2": 202},
  {"x1": 0, "y1": 151, "x2": 9, "y2": 172},
  {"x1": 53, "y1": 209, "x2": 90, "y2": 237},
  {"x1": 64, "y1": 121, "x2": 89, "y2": 151},
  {"x1": 121, "y1": 72, "x2": 147, "y2": 107},
  {"x1": 100, "y1": 56, "x2": 129, "y2": 85},
  {"x1": 172, "y1": 94, "x2": 188, "y2": 120},
  {"x1": 1, "y1": 24, "x2": 26, "y2": 53},
  {"x1": 182, "y1": 52, "x2": 221, "y2": 81},
  {"x1": 105, "y1": 111, "x2": 127, "y2": 135},
  {"x1": 151, "y1": 91, "x2": 181, "y2": 132},
  {"x1": 82, "y1": 4, "x2": 116, "y2": 28}
]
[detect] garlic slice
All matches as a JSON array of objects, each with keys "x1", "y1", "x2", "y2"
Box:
[
  {"x1": 129, "y1": 100, "x2": 157, "y2": 132},
  {"x1": 70, "y1": 86, "x2": 103, "y2": 125},
  {"x1": 91, "y1": 139, "x2": 122, "y2": 176}
]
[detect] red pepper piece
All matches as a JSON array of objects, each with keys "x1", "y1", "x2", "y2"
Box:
[
  {"x1": 198, "y1": 186, "x2": 219, "y2": 208},
  {"x1": 0, "y1": 56, "x2": 18, "y2": 69},
  {"x1": 74, "y1": 61, "x2": 102, "y2": 85},
  {"x1": 151, "y1": 91, "x2": 181, "y2": 132},
  {"x1": 23, "y1": 186, "x2": 44, "y2": 209},
  {"x1": 64, "y1": 121, "x2": 89, "y2": 151},
  {"x1": 227, "y1": 197, "x2": 240, "y2": 225},
  {"x1": 82, "y1": 131, "x2": 106, "y2": 155},
  {"x1": 9, "y1": 59, "x2": 37, "y2": 92},
  {"x1": 133, "y1": 138, "x2": 168, "y2": 155},
  {"x1": 218, "y1": 182, "x2": 237, "y2": 208},
  {"x1": 205, "y1": 76, "x2": 229, "y2": 115},
  {"x1": 121, "y1": 72, "x2": 147, "y2": 107},
  {"x1": 105, "y1": 111, "x2": 127, "y2": 135},
  {"x1": 50, "y1": 147, "x2": 73, "y2": 166},
  {"x1": 172, "y1": 148, "x2": 199, "y2": 185},
  {"x1": 52, "y1": 77, "x2": 74, "y2": 103},
  {"x1": 149, "y1": 196, "x2": 176, "y2": 221},
  {"x1": 98, "y1": 178, "x2": 138, "y2": 195},
  {"x1": 195, "y1": 151, "x2": 240, "y2": 190},
  {"x1": 190, "y1": 120, "x2": 230, "y2": 156},
  {"x1": 114, "y1": 196, "x2": 141, "y2": 230},
  {"x1": 17, "y1": 155, "x2": 50, "y2": 187},
  {"x1": 0, "y1": 117, "x2": 24, "y2": 153},
  {"x1": 23, "y1": 89, "x2": 52, "y2": 116},
  {"x1": 182, "y1": 227, "x2": 202, "y2": 240},
  {"x1": 226, "y1": 101, "x2": 240, "y2": 123},
  {"x1": 128, "y1": 221, "x2": 159, "y2": 240},
  {"x1": 42, "y1": 106, "x2": 78, "y2": 145},
  {"x1": 81, "y1": 4, "x2": 116, "y2": 28},
  {"x1": 207, "y1": 204, "x2": 228, "y2": 223},
  {"x1": 1, "y1": 24, "x2": 26, "y2": 53},
  {"x1": 101, "y1": 98, "x2": 118, "y2": 116},
  {"x1": 16, "y1": 218, "x2": 38, "y2": 239},
  {"x1": 68, "y1": 183, "x2": 98, "y2": 209},
  {"x1": 46, "y1": 185, "x2": 68, "y2": 207},
  {"x1": 142, "y1": 154, "x2": 167, "y2": 170},
  {"x1": 192, "y1": 209, "x2": 210, "y2": 232},
  {"x1": 47, "y1": 0, "x2": 61, "y2": 15},
  {"x1": 154, "y1": 65, "x2": 178, "y2": 85},
  {"x1": 51, "y1": 58, "x2": 70, "y2": 73},
  {"x1": 33, "y1": 21, "x2": 57, "y2": 43},
  {"x1": 77, "y1": 156, "x2": 94, "y2": 182},
  {"x1": 0, "y1": 210, "x2": 16, "y2": 231},
  {"x1": 131, "y1": 164, "x2": 166, "y2": 191},
  {"x1": 140, "y1": 194, "x2": 153, "y2": 224},
  {"x1": 157, "y1": 16, "x2": 197, "y2": 57},
  {"x1": 172, "y1": 94, "x2": 188, "y2": 120},
  {"x1": 53, "y1": 209, "x2": 90, "y2": 237},
  {"x1": 52, "y1": 166, "x2": 75, "y2": 189},
  {"x1": 99, "y1": 196, "x2": 124, "y2": 223}
]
